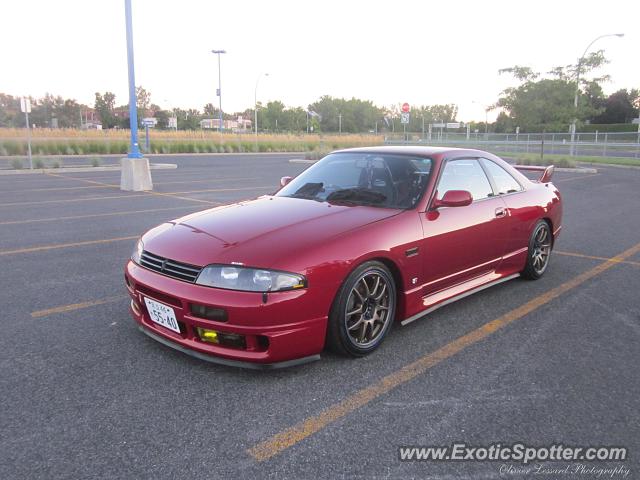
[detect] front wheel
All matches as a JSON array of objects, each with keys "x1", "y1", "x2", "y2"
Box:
[
  {"x1": 521, "y1": 220, "x2": 552, "y2": 280},
  {"x1": 326, "y1": 261, "x2": 396, "y2": 357}
]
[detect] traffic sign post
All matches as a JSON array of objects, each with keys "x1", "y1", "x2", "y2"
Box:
[
  {"x1": 401, "y1": 103, "x2": 410, "y2": 141},
  {"x1": 20, "y1": 97, "x2": 33, "y2": 170},
  {"x1": 142, "y1": 119, "x2": 155, "y2": 152}
]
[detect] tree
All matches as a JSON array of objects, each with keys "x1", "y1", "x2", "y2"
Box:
[
  {"x1": 94, "y1": 92, "x2": 117, "y2": 128},
  {"x1": 496, "y1": 52, "x2": 610, "y2": 131},
  {"x1": 136, "y1": 86, "x2": 151, "y2": 118},
  {"x1": 591, "y1": 89, "x2": 640, "y2": 124},
  {"x1": 154, "y1": 109, "x2": 170, "y2": 129},
  {"x1": 0, "y1": 93, "x2": 20, "y2": 127}
]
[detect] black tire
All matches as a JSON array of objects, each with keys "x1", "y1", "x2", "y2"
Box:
[
  {"x1": 326, "y1": 261, "x2": 397, "y2": 357},
  {"x1": 521, "y1": 220, "x2": 552, "y2": 280}
]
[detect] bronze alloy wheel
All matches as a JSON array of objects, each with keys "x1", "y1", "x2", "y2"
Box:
[
  {"x1": 344, "y1": 270, "x2": 392, "y2": 348},
  {"x1": 531, "y1": 222, "x2": 552, "y2": 275},
  {"x1": 327, "y1": 261, "x2": 397, "y2": 356},
  {"x1": 522, "y1": 220, "x2": 553, "y2": 280}
]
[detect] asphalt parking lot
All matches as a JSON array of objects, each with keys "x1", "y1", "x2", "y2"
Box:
[{"x1": 1, "y1": 153, "x2": 638, "y2": 479}]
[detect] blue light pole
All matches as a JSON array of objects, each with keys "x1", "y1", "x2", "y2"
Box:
[{"x1": 125, "y1": 0, "x2": 142, "y2": 158}]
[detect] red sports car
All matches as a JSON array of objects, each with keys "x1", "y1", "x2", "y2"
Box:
[{"x1": 125, "y1": 146, "x2": 562, "y2": 368}]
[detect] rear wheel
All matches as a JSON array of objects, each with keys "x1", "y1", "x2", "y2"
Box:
[
  {"x1": 326, "y1": 261, "x2": 396, "y2": 357},
  {"x1": 522, "y1": 220, "x2": 552, "y2": 280}
]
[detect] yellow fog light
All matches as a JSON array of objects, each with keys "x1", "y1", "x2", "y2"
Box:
[{"x1": 196, "y1": 327, "x2": 219, "y2": 344}]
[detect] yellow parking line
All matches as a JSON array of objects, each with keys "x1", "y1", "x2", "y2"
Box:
[
  {"x1": 9, "y1": 177, "x2": 260, "y2": 193},
  {"x1": 555, "y1": 173, "x2": 600, "y2": 183},
  {"x1": 556, "y1": 250, "x2": 640, "y2": 267},
  {"x1": 0, "y1": 235, "x2": 139, "y2": 256},
  {"x1": 43, "y1": 173, "x2": 262, "y2": 205},
  {"x1": 17, "y1": 184, "x2": 115, "y2": 192},
  {"x1": 0, "y1": 205, "x2": 199, "y2": 226},
  {"x1": 31, "y1": 295, "x2": 128, "y2": 318},
  {"x1": 247, "y1": 240, "x2": 640, "y2": 462},
  {"x1": 0, "y1": 192, "x2": 148, "y2": 207},
  {"x1": 155, "y1": 177, "x2": 259, "y2": 186}
]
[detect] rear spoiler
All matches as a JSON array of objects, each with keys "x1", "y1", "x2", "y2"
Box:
[{"x1": 513, "y1": 165, "x2": 555, "y2": 183}]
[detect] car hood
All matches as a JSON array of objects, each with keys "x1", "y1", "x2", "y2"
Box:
[{"x1": 141, "y1": 196, "x2": 400, "y2": 269}]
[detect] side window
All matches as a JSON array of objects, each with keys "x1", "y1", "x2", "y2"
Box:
[
  {"x1": 481, "y1": 159, "x2": 522, "y2": 195},
  {"x1": 437, "y1": 159, "x2": 493, "y2": 201}
]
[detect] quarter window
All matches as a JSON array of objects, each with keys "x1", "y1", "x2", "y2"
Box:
[
  {"x1": 437, "y1": 159, "x2": 493, "y2": 201},
  {"x1": 481, "y1": 159, "x2": 522, "y2": 195}
]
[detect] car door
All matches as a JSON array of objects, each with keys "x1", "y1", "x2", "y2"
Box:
[{"x1": 421, "y1": 157, "x2": 510, "y2": 295}]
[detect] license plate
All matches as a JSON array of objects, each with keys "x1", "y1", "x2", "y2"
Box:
[{"x1": 144, "y1": 297, "x2": 180, "y2": 333}]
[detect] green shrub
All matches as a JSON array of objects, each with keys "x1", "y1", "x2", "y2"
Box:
[
  {"x1": 34, "y1": 158, "x2": 45, "y2": 169},
  {"x1": 52, "y1": 161, "x2": 61, "y2": 168},
  {"x1": 11, "y1": 159, "x2": 23, "y2": 169},
  {"x1": 90, "y1": 157, "x2": 101, "y2": 167}
]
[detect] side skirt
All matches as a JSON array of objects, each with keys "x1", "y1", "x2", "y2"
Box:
[{"x1": 400, "y1": 273, "x2": 520, "y2": 326}]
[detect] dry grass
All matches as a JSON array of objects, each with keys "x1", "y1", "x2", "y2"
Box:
[{"x1": 0, "y1": 128, "x2": 382, "y2": 156}]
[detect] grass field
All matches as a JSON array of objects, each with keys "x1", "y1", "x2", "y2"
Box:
[
  {"x1": 501, "y1": 151, "x2": 640, "y2": 167},
  {"x1": 0, "y1": 128, "x2": 382, "y2": 156},
  {"x1": 1, "y1": 128, "x2": 638, "y2": 168}
]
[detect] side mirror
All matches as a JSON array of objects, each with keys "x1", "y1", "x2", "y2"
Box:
[
  {"x1": 433, "y1": 190, "x2": 473, "y2": 208},
  {"x1": 280, "y1": 176, "x2": 293, "y2": 188}
]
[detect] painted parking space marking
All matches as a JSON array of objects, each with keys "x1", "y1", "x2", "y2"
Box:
[
  {"x1": 43, "y1": 173, "x2": 269, "y2": 206},
  {"x1": 0, "y1": 235, "x2": 139, "y2": 256},
  {"x1": 247, "y1": 241, "x2": 640, "y2": 462},
  {"x1": 0, "y1": 192, "x2": 148, "y2": 207},
  {"x1": 31, "y1": 295, "x2": 128, "y2": 318},
  {"x1": 0, "y1": 205, "x2": 199, "y2": 226},
  {"x1": 555, "y1": 173, "x2": 600, "y2": 183},
  {"x1": 556, "y1": 250, "x2": 640, "y2": 267}
]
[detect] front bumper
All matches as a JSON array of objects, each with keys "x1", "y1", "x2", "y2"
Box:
[{"x1": 125, "y1": 261, "x2": 329, "y2": 368}]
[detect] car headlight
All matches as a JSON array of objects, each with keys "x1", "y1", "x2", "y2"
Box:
[
  {"x1": 131, "y1": 239, "x2": 144, "y2": 264},
  {"x1": 195, "y1": 265, "x2": 306, "y2": 292}
]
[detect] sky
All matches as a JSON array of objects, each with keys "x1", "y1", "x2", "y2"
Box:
[{"x1": 1, "y1": 0, "x2": 638, "y2": 122}]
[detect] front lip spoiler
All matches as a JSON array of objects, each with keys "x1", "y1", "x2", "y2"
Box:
[{"x1": 138, "y1": 325, "x2": 321, "y2": 370}]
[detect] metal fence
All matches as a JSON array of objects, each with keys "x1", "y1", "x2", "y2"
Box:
[{"x1": 384, "y1": 131, "x2": 640, "y2": 158}]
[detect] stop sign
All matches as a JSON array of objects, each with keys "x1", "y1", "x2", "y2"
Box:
[{"x1": 401, "y1": 102, "x2": 410, "y2": 113}]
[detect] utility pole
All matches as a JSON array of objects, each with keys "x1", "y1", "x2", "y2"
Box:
[
  {"x1": 212, "y1": 49, "x2": 226, "y2": 138},
  {"x1": 254, "y1": 73, "x2": 268, "y2": 149},
  {"x1": 20, "y1": 98, "x2": 33, "y2": 169},
  {"x1": 338, "y1": 114, "x2": 342, "y2": 135}
]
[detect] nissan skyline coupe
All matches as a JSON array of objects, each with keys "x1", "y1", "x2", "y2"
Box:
[{"x1": 125, "y1": 146, "x2": 562, "y2": 368}]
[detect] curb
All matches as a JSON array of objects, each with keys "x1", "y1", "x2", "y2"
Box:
[
  {"x1": 0, "y1": 152, "x2": 303, "y2": 160},
  {"x1": 289, "y1": 159, "x2": 317, "y2": 164},
  {"x1": 554, "y1": 166, "x2": 598, "y2": 174},
  {"x1": 578, "y1": 162, "x2": 640, "y2": 171},
  {"x1": 0, "y1": 163, "x2": 177, "y2": 175}
]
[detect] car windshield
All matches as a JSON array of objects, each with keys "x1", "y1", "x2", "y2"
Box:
[{"x1": 276, "y1": 153, "x2": 433, "y2": 209}]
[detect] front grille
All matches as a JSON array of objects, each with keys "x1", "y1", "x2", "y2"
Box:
[{"x1": 139, "y1": 250, "x2": 202, "y2": 283}]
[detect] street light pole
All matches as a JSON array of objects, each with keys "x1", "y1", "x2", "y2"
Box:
[
  {"x1": 124, "y1": 0, "x2": 142, "y2": 158},
  {"x1": 254, "y1": 73, "x2": 269, "y2": 148},
  {"x1": 212, "y1": 49, "x2": 226, "y2": 136},
  {"x1": 569, "y1": 33, "x2": 624, "y2": 156}
]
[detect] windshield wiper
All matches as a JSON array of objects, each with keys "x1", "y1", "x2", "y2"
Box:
[
  {"x1": 326, "y1": 188, "x2": 387, "y2": 205},
  {"x1": 288, "y1": 182, "x2": 324, "y2": 200}
]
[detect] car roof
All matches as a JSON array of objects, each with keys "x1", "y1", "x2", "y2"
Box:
[{"x1": 332, "y1": 145, "x2": 492, "y2": 158}]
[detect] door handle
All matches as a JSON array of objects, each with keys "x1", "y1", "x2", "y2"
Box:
[{"x1": 495, "y1": 207, "x2": 507, "y2": 218}]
